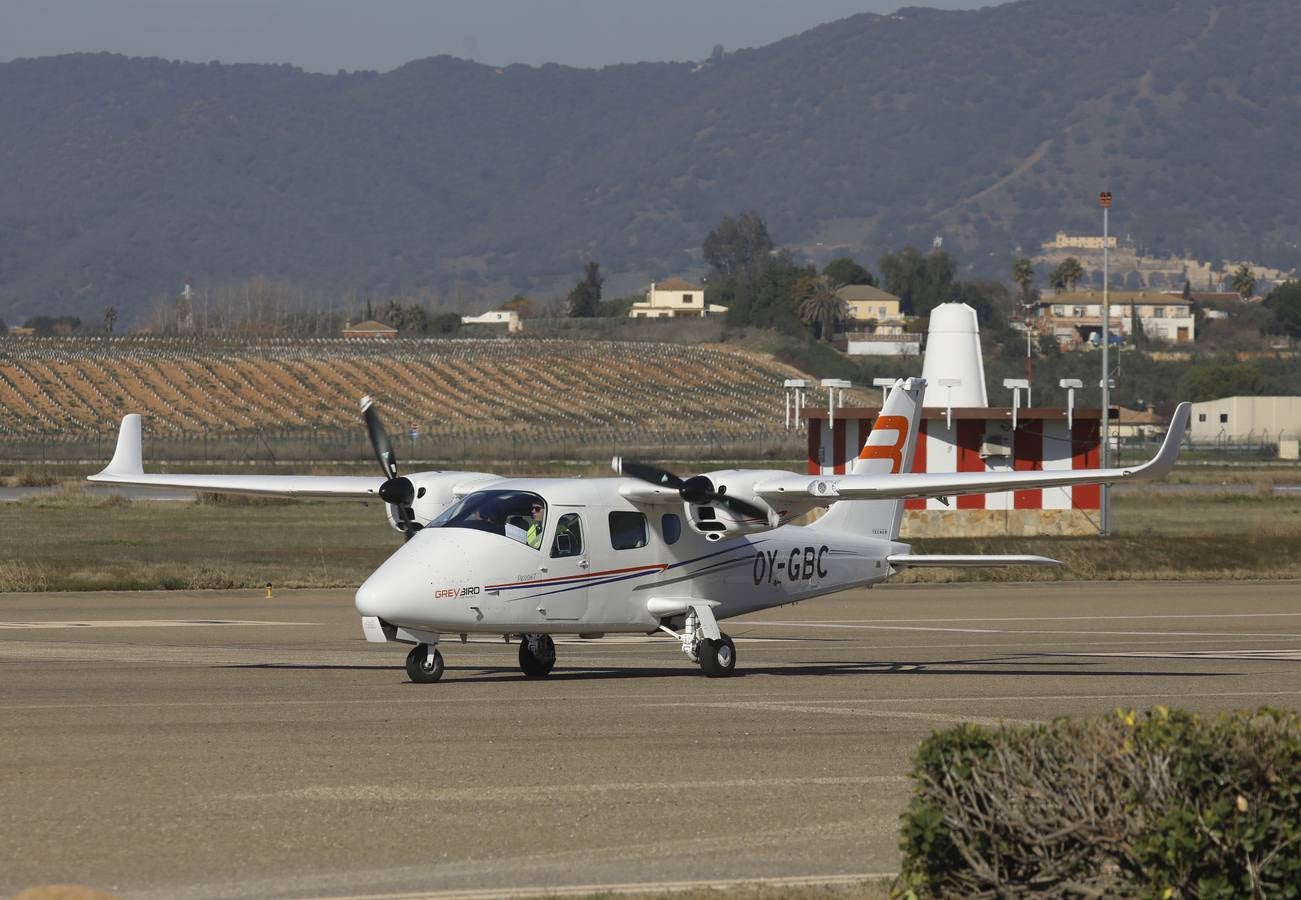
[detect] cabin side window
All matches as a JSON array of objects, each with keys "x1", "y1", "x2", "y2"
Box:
[
  {"x1": 550, "y1": 513, "x2": 584, "y2": 558},
  {"x1": 609, "y1": 511, "x2": 648, "y2": 550},
  {"x1": 661, "y1": 513, "x2": 682, "y2": 545}
]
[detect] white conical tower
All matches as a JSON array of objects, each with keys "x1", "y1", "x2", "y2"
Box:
[{"x1": 920, "y1": 302, "x2": 988, "y2": 407}]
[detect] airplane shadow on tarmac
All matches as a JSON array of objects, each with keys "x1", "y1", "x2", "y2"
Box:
[{"x1": 225, "y1": 652, "x2": 1232, "y2": 684}]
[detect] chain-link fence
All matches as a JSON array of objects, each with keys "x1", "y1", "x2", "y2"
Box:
[
  {"x1": 0, "y1": 426, "x2": 806, "y2": 466},
  {"x1": 1115, "y1": 430, "x2": 1299, "y2": 463}
]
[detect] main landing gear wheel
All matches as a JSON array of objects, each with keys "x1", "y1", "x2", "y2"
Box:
[
  {"x1": 698, "y1": 633, "x2": 737, "y2": 678},
  {"x1": 405, "y1": 644, "x2": 445, "y2": 683},
  {"x1": 518, "y1": 634, "x2": 557, "y2": 678}
]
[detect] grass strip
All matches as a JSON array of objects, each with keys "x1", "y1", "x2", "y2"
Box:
[{"x1": 2, "y1": 482, "x2": 1299, "y2": 592}]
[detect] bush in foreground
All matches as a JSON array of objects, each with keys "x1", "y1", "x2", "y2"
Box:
[{"x1": 897, "y1": 707, "x2": 1301, "y2": 898}]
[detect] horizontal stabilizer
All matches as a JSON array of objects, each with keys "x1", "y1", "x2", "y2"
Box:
[
  {"x1": 886, "y1": 554, "x2": 1061, "y2": 568},
  {"x1": 759, "y1": 402, "x2": 1191, "y2": 504}
]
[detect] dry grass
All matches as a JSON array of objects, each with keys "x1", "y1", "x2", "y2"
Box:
[
  {"x1": 7, "y1": 469, "x2": 59, "y2": 487},
  {"x1": 2, "y1": 471, "x2": 1299, "y2": 592},
  {"x1": 902, "y1": 489, "x2": 1301, "y2": 582},
  {"x1": 0, "y1": 559, "x2": 49, "y2": 592},
  {"x1": 0, "y1": 495, "x2": 397, "y2": 591}
]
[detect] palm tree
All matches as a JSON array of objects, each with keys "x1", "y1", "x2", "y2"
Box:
[
  {"x1": 1231, "y1": 264, "x2": 1256, "y2": 300},
  {"x1": 1011, "y1": 258, "x2": 1034, "y2": 302},
  {"x1": 798, "y1": 275, "x2": 848, "y2": 342},
  {"x1": 1050, "y1": 257, "x2": 1085, "y2": 293}
]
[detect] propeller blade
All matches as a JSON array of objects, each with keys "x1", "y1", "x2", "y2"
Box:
[
  {"x1": 400, "y1": 513, "x2": 422, "y2": 542},
  {"x1": 360, "y1": 395, "x2": 399, "y2": 481},
  {"x1": 619, "y1": 460, "x2": 771, "y2": 523},
  {"x1": 361, "y1": 396, "x2": 421, "y2": 538},
  {"x1": 714, "y1": 493, "x2": 770, "y2": 522},
  {"x1": 620, "y1": 461, "x2": 686, "y2": 490}
]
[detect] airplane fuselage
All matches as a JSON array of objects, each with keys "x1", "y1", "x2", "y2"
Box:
[{"x1": 354, "y1": 477, "x2": 904, "y2": 638}]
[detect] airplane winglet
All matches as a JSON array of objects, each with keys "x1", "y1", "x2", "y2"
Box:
[
  {"x1": 1129, "y1": 401, "x2": 1190, "y2": 481},
  {"x1": 94, "y1": 414, "x2": 144, "y2": 478}
]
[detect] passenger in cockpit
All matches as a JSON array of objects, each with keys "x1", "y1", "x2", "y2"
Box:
[{"x1": 468, "y1": 501, "x2": 505, "y2": 536}]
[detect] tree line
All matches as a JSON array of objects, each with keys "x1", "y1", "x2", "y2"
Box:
[{"x1": 10, "y1": 209, "x2": 1299, "y2": 391}]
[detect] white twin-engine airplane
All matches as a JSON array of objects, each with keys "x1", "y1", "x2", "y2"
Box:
[{"x1": 90, "y1": 379, "x2": 1191, "y2": 684}]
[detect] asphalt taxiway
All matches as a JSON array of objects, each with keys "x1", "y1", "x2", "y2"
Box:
[{"x1": 2, "y1": 580, "x2": 1299, "y2": 899}]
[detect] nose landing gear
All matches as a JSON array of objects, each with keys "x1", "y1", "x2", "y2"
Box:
[
  {"x1": 518, "y1": 633, "x2": 557, "y2": 678},
  {"x1": 405, "y1": 643, "x2": 445, "y2": 683}
]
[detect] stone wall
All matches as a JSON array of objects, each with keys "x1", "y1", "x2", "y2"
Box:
[{"x1": 901, "y1": 508, "x2": 1100, "y2": 537}]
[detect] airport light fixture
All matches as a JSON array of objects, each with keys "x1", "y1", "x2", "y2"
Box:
[
  {"x1": 783, "y1": 378, "x2": 810, "y2": 431},
  {"x1": 820, "y1": 378, "x2": 852, "y2": 429},
  {"x1": 872, "y1": 377, "x2": 896, "y2": 406},
  {"x1": 1059, "y1": 378, "x2": 1084, "y2": 429},
  {"x1": 1003, "y1": 377, "x2": 1030, "y2": 430},
  {"x1": 938, "y1": 377, "x2": 961, "y2": 430}
]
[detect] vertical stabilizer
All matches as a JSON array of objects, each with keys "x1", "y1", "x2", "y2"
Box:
[{"x1": 810, "y1": 378, "x2": 926, "y2": 539}]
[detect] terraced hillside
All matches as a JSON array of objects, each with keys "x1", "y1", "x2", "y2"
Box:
[{"x1": 0, "y1": 338, "x2": 811, "y2": 446}]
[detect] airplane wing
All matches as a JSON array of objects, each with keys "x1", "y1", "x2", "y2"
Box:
[
  {"x1": 755, "y1": 402, "x2": 1190, "y2": 503},
  {"x1": 87, "y1": 414, "x2": 385, "y2": 500}
]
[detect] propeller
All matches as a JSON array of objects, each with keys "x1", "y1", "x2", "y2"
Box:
[
  {"x1": 361, "y1": 396, "x2": 420, "y2": 539},
  {"x1": 613, "y1": 458, "x2": 770, "y2": 522}
]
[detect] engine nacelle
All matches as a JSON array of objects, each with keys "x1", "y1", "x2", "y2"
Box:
[
  {"x1": 382, "y1": 471, "x2": 501, "y2": 534},
  {"x1": 687, "y1": 469, "x2": 821, "y2": 540}
]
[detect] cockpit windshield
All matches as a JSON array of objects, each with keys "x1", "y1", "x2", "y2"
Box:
[{"x1": 427, "y1": 490, "x2": 546, "y2": 548}]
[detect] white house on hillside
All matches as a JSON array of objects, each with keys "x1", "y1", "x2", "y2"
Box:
[
  {"x1": 629, "y1": 278, "x2": 728, "y2": 318},
  {"x1": 1036, "y1": 291, "x2": 1196, "y2": 349},
  {"x1": 461, "y1": 310, "x2": 522, "y2": 332}
]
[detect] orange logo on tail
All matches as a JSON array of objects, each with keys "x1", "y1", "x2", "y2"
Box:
[{"x1": 859, "y1": 414, "x2": 910, "y2": 473}]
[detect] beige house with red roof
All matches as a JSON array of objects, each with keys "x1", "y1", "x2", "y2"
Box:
[{"x1": 836, "y1": 284, "x2": 906, "y2": 334}]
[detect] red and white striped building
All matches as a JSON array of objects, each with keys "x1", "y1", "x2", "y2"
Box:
[
  {"x1": 794, "y1": 302, "x2": 1106, "y2": 535},
  {"x1": 803, "y1": 406, "x2": 1104, "y2": 535}
]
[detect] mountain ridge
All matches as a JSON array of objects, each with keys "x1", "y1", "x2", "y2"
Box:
[{"x1": 1, "y1": 0, "x2": 1297, "y2": 323}]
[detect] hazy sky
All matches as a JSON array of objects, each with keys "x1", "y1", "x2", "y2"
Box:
[{"x1": 2, "y1": 0, "x2": 1002, "y2": 71}]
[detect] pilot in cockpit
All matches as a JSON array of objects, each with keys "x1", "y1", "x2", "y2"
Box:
[
  {"x1": 524, "y1": 500, "x2": 546, "y2": 549},
  {"x1": 430, "y1": 491, "x2": 546, "y2": 546}
]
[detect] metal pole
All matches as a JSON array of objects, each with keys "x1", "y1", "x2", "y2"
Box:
[
  {"x1": 1025, "y1": 302, "x2": 1033, "y2": 388},
  {"x1": 1100, "y1": 192, "x2": 1111, "y2": 536}
]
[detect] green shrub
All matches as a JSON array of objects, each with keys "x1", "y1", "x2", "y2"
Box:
[{"x1": 897, "y1": 707, "x2": 1301, "y2": 898}]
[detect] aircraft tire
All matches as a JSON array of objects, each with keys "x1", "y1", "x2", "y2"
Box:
[
  {"x1": 698, "y1": 634, "x2": 737, "y2": 677},
  {"x1": 406, "y1": 644, "x2": 445, "y2": 683},
  {"x1": 519, "y1": 634, "x2": 556, "y2": 678}
]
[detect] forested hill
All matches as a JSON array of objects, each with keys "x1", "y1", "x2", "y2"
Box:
[{"x1": 2, "y1": 0, "x2": 1298, "y2": 322}]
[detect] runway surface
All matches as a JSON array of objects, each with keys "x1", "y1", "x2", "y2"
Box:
[{"x1": 2, "y1": 580, "x2": 1299, "y2": 899}]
